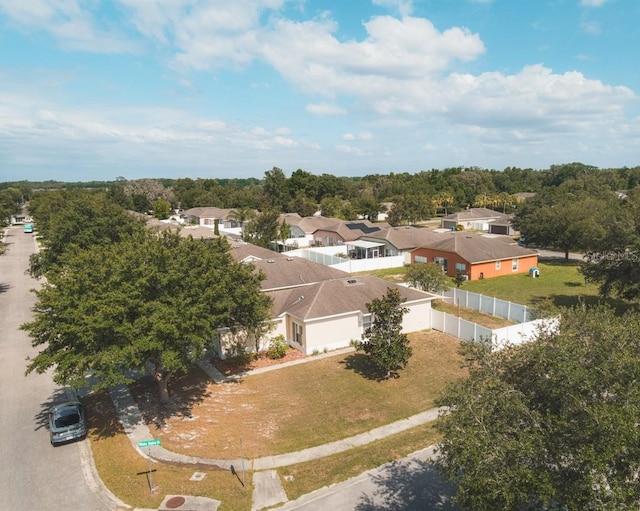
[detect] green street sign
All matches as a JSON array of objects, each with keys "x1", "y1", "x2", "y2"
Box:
[{"x1": 138, "y1": 439, "x2": 161, "y2": 448}]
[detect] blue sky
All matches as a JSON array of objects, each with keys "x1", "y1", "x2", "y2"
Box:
[{"x1": 0, "y1": 0, "x2": 638, "y2": 182}]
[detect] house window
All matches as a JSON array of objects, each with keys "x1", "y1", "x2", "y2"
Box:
[
  {"x1": 455, "y1": 262, "x2": 466, "y2": 273},
  {"x1": 293, "y1": 322, "x2": 303, "y2": 345},
  {"x1": 362, "y1": 313, "x2": 373, "y2": 331},
  {"x1": 495, "y1": 260, "x2": 501, "y2": 270},
  {"x1": 314, "y1": 237, "x2": 323, "y2": 247},
  {"x1": 434, "y1": 256, "x2": 448, "y2": 272},
  {"x1": 415, "y1": 255, "x2": 428, "y2": 264},
  {"x1": 512, "y1": 258, "x2": 518, "y2": 271}
]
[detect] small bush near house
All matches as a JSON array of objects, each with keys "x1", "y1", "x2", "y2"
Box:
[
  {"x1": 227, "y1": 339, "x2": 255, "y2": 365},
  {"x1": 267, "y1": 335, "x2": 289, "y2": 359}
]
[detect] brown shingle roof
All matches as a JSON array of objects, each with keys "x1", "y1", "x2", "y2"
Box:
[
  {"x1": 269, "y1": 275, "x2": 435, "y2": 320},
  {"x1": 252, "y1": 257, "x2": 348, "y2": 290},
  {"x1": 419, "y1": 232, "x2": 537, "y2": 263},
  {"x1": 364, "y1": 226, "x2": 445, "y2": 251},
  {"x1": 183, "y1": 207, "x2": 236, "y2": 220},
  {"x1": 226, "y1": 242, "x2": 347, "y2": 290}
]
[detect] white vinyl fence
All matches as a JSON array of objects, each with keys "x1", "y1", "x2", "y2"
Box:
[
  {"x1": 442, "y1": 288, "x2": 531, "y2": 323},
  {"x1": 433, "y1": 289, "x2": 558, "y2": 349}
]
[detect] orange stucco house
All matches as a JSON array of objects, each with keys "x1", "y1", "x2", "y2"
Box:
[{"x1": 410, "y1": 232, "x2": 539, "y2": 280}]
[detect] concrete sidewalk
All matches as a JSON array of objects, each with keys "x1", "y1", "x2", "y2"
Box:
[{"x1": 106, "y1": 353, "x2": 444, "y2": 511}]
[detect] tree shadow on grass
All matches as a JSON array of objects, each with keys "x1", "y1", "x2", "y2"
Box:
[
  {"x1": 85, "y1": 389, "x2": 126, "y2": 440},
  {"x1": 128, "y1": 365, "x2": 213, "y2": 429},
  {"x1": 341, "y1": 353, "x2": 389, "y2": 382},
  {"x1": 356, "y1": 458, "x2": 459, "y2": 511}
]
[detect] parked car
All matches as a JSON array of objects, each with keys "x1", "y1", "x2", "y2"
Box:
[{"x1": 48, "y1": 401, "x2": 87, "y2": 446}]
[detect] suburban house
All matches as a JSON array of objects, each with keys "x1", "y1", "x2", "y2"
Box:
[
  {"x1": 183, "y1": 206, "x2": 242, "y2": 230},
  {"x1": 279, "y1": 215, "x2": 389, "y2": 249},
  {"x1": 441, "y1": 207, "x2": 515, "y2": 235},
  {"x1": 267, "y1": 275, "x2": 435, "y2": 355},
  {"x1": 216, "y1": 242, "x2": 437, "y2": 357},
  {"x1": 356, "y1": 225, "x2": 446, "y2": 263},
  {"x1": 410, "y1": 232, "x2": 539, "y2": 281}
]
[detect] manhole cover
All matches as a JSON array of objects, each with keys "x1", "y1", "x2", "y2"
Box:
[{"x1": 165, "y1": 496, "x2": 186, "y2": 509}]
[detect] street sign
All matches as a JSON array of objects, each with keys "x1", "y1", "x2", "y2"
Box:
[{"x1": 138, "y1": 439, "x2": 161, "y2": 448}]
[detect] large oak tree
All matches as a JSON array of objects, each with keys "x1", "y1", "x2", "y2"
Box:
[
  {"x1": 23, "y1": 230, "x2": 272, "y2": 403},
  {"x1": 435, "y1": 306, "x2": 640, "y2": 510}
]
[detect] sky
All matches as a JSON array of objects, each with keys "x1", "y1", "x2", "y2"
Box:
[{"x1": 0, "y1": 0, "x2": 638, "y2": 182}]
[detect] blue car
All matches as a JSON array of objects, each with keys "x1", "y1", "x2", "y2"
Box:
[{"x1": 48, "y1": 401, "x2": 87, "y2": 446}]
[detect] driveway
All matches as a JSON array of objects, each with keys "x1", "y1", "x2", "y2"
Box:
[{"x1": 273, "y1": 446, "x2": 458, "y2": 510}]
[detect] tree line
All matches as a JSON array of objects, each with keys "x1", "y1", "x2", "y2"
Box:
[{"x1": 6, "y1": 162, "x2": 640, "y2": 226}]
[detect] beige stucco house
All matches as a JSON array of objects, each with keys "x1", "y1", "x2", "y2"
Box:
[{"x1": 214, "y1": 242, "x2": 437, "y2": 357}]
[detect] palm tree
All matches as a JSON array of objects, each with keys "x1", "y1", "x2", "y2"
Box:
[{"x1": 228, "y1": 207, "x2": 256, "y2": 237}]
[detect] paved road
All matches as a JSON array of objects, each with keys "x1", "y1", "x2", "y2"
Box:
[
  {"x1": 274, "y1": 446, "x2": 458, "y2": 511},
  {"x1": 0, "y1": 227, "x2": 109, "y2": 511}
]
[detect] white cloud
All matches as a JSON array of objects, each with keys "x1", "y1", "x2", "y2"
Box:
[
  {"x1": 372, "y1": 0, "x2": 414, "y2": 17},
  {"x1": 580, "y1": 0, "x2": 610, "y2": 6},
  {"x1": 580, "y1": 20, "x2": 602, "y2": 35},
  {"x1": 342, "y1": 132, "x2": 373, "y2": 141},
  {"x1": 0, "y1": 0, "x2": 138, "y2": 52},
  {"x1": 306, "y1": 103, "x2": 347, "y2": 116}
]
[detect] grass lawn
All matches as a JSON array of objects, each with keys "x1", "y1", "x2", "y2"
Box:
[
  {"x1": 366, "y1": 260, "x2": 636, "y2": 315},
  {"x1": 462, "y1": 259, "x2": 636, "y2": 314},
  {"x1": 432, "y1": 299, "x2": 514, "y2": 328},
  {"x1": 87, "y1": 330, "x2": 464, "y2": 509},
  {"x1": 129, "y1": 330, "x2": 464, "y2": 460}
]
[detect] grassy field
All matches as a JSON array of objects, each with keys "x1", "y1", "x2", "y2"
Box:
[{"x1": 88, "y1": 330, "x2": 465, "y2": 509}]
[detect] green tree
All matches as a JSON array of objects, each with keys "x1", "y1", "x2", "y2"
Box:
[
  {"x1": 288, "y1": 191, "x2": 317, "y2": 217},
  {"x1": 263, "y1": 167, "x2": 289, "y2": 210},
  {"x1": 22, "y1": 231, "x2": 272, "y2": 403},
  {"x1": 0, "y1": 187, "x2": 23, "y2": 226},
  {"x1": 405, "y1": 263, "x2": 450, "y2": 293},
  {"x1": 152, "y1": 198, "x2": 171, "y2": 220},
  {"x1": 28, "y1": 190, "x2": 144, "y2": 278},
  {"x1": 278, "y1": 219, "x2": 291, "y2": 249},
  {"x1": 356, "y1": 288, "x2": 412, "y2": 379},
  {"x1": 245, "y1": 209, "x2": 280, "y2": 249},
  {"x1": 436, "y1": 306, "x2": 640, "y2": 510},
  {"x1": 228, "y1": 206, "x2": 256, "y2": 236},
  {"x1": 512, "y1": 182, "x2": 630, "y2": 259}
]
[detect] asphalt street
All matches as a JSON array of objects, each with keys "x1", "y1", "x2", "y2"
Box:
[{"x1": 0, "y1": 226, "x2": 109, "y2": 511}]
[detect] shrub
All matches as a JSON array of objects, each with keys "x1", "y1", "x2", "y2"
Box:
[
  {"x1": 267, "y1": 335, "x2": 288, "y2": 360},
  {"x1": 227, "y1": 339, "x2": 254, "y2": 365}
]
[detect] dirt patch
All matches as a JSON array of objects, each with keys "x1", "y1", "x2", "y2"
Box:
[{"x1": 211, "y1": 348, "x2": 307, "y2": 376}]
